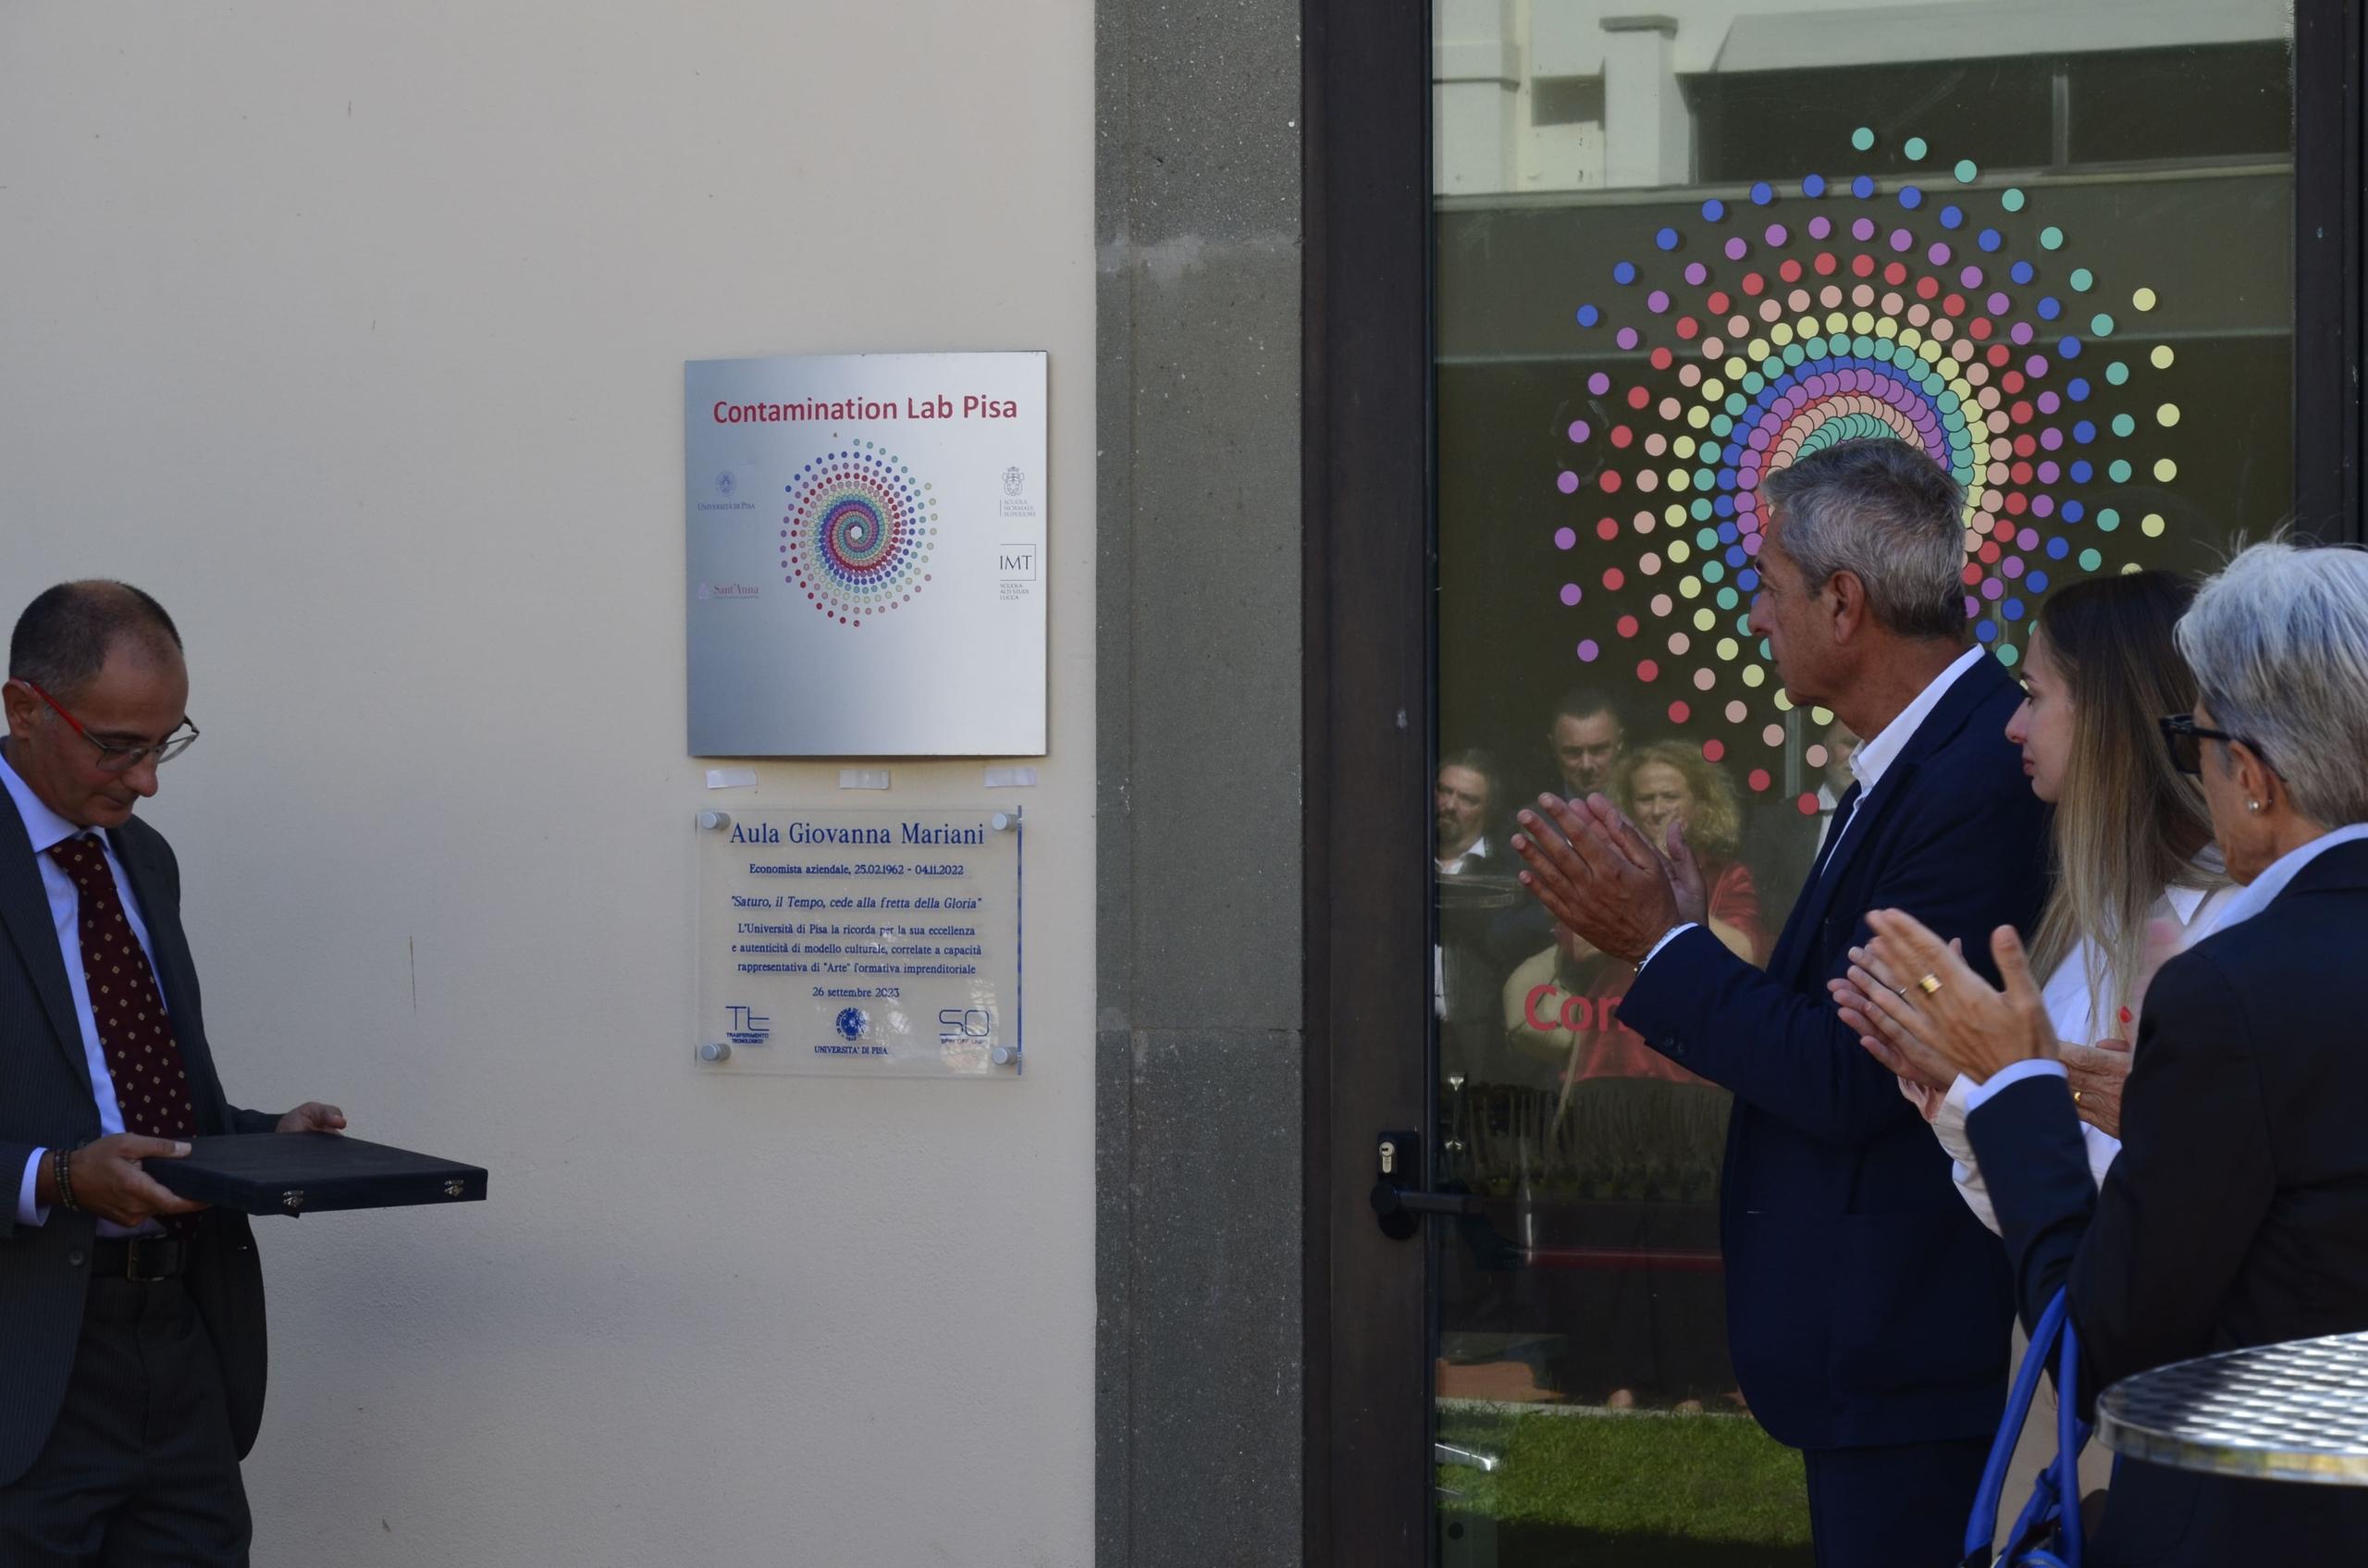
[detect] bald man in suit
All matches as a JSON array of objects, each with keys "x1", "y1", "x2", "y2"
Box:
[{"x1": 0, "y1": 581, "x2": 345, "y2": 1566}]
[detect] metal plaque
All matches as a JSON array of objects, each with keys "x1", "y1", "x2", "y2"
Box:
[
  {"x1": 695, "y1": 806, "x2": 1021, "y2": 1077},
  {"x1": 685, "y1": 351, "x2": 1048, "y2": 757}
]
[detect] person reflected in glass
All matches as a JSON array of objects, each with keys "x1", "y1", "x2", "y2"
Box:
[
  {"x1": 1547, "y1": 686, "x2": 1627, "y2": 800},
  {"x1": 1436, "y1": 749, "x2": 1511, "y2": 1038},
  {"x1": 1620, "y1": 741, "x2": 1768, "y2": 967},
  {"x1": 1498, "y1": 748, "x2": 1759, "y2": 1414},
  {"x1": 1435, "y1": 750, "x2": 1500, "y2": 875},
  {"x1": 1847, "y1": 541, "x2": 2368, "y2": 1563}
]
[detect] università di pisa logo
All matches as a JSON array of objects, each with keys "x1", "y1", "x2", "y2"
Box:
[
  {"x1": 783, "y1": 441, "x2": 939, "y2": 627},
  {"x1": 1551, "y1": 126, "x2": 2183, "y2": 812}
]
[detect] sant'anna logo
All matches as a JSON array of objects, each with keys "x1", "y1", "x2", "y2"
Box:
[{"x1": 1001, "y1": 465, "x2": 1024, "y2": 497}]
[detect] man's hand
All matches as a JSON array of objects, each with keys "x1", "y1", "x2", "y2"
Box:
[
  {"x1": 38, "y1": 1134, "x2": 206, "y2": 1228},
  {"x1": 1511, "y1": 793, "x2": 1682, "y2": 965},
  {"x1": 276, "y1": 1102, "x2": 348, "y2": 1135},
  {"x1": 1862, "y1": 911, "x2": 2055, "y2": 1083},
  {"x1": 1661, "y1": 817, "x2": 1709, "y2": 931}
]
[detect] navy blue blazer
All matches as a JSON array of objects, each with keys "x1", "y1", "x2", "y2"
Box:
[
  {"x1": 1970, "y1": 838, "x2": 2368, "y2": 1565},
  {"x1": 0, "y1": 799, "x2": 277, "y2": 1486},
  {"x1": 1621, "y1": 651, "x2": 2051, "y2": 1451}
]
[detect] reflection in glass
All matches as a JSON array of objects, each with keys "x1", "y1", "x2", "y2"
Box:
[{"x1": 1431, "y1": 4, "x2": 2293, "y2": 1562}]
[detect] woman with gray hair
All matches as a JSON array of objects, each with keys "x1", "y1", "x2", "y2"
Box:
[{"x1": 1845, "y1": 539, "x2": 2368, "y2": 1563}]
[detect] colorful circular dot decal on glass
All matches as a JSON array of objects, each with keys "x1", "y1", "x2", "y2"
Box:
[{"x1": 1549, "y1": 125, "x2": 2183, "y2": 788}]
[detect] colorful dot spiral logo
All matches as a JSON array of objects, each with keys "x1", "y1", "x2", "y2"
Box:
[
  {"x1": 783, "y1": 442, "x2": 938, "y2": 627},
  {"x1": 1555, "y1": 128, "x2": 2179, "y2": 803}
]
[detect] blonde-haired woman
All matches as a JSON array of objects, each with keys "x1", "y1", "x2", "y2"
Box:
[
  {"x1": 1618, "y1": 740, "x2": 1767, "y2": 964},
  {"x1": 1836, "y1": 569, "x2": 2227, "y2": 1219},
  {"x1": 1833, "y1": 569, "x2": 2228, "y2": 1522}
]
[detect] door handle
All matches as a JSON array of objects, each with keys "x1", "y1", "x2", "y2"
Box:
[{"x1": 1370, "y1": 1129, "x2": 1483, "y2": 1239}]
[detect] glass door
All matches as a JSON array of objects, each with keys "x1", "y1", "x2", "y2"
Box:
[{"x1": 1424, "y1": 4, "x2": 2298, "y2": 1562}]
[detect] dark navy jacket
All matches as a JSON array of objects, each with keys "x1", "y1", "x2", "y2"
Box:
[
  {"x1": 1620, "y1": 651, "x2": 2050, "y2": 1451},
  {"x1": 1971, "y1": 838, "x2": 2368, "y2": 1564}
]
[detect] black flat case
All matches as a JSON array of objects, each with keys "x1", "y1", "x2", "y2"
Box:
[{"x1": 143, "y1": 1133, "x2": 488, "y2": 1217}]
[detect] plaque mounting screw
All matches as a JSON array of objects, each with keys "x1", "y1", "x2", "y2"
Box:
[
  {"x1": 698, "y1": 810, "x2": 732, "y2": 833},
  {"x1": 990, "y1": 1044, "x2": 1021, "y2": 1068},
  {"x1": 697, "y1": 1042, "x2": 731, "y2": 1063},
  {"x1": 991, "y1": 811, "x2": 1018, "y2": 833}
]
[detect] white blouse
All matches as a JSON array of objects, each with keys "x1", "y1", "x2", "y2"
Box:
[{"x1": 1922, "y1": 879, "x2": 2231, "y2": 1235}]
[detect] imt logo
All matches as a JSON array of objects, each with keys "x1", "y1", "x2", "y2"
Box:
[{"x1": 997, "y1": 544, "x2": 1038, "y2": 581}]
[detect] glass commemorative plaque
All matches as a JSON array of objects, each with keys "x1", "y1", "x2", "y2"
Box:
[{"x1": 695, "y1": 806, "x2": 1022, "y2": 1077}]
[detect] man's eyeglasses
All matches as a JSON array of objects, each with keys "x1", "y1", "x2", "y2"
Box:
[
  {"x1": 13, "y1": 681, "x2": 199, "y2": 772},
  {"x1": 2158, "y1": 713, "x2": 2266, "y2": 777}
]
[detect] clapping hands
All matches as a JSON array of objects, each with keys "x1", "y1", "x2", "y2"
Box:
[
  {"x1": 1833, "y1": 909, "x2": 2057, "y2": 1085},
  {"x1": 1511, "y1": 793, "x2": 1705, "y2": 966}
]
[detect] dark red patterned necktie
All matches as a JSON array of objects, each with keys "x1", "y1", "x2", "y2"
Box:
[{"x1": 47, "y1": 834, "x2": 199, "y2": 1147}]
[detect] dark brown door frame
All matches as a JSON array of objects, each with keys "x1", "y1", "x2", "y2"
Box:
[
  {"x1": 1302, "y1": 1, "x2": 1435, "y2": 1562},
  {"x1": 1301, "y1": 6, "x2": 2366, "y2": 1562}
]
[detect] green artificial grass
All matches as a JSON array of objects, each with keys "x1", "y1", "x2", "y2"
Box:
[{"x1": 1437, "y1": 1406, "x2": 1813, "y2": 1567}]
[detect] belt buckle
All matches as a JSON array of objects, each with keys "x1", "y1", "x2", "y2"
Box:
[{"x1": 124, "y1": 1237, "x2": 176, "y2": 1284}]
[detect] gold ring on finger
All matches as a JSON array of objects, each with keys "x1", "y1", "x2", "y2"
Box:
[{"x1": 1917, "y1": 973, "x2": 1944, "y2": 996}]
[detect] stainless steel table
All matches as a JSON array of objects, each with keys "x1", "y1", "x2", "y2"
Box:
[{"x1": 2098, "y1": 1331, "x2": 2368, "y2": 1485}]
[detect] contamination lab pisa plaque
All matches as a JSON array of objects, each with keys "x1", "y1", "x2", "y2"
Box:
[
  {"x1": 694, "y1": 806, "x2": 1021, "y2": 1078},
  {"x1": 685, "y1": 351, "x2": 1047, "y2": 757}
]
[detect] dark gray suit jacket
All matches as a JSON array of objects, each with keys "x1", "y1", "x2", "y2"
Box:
[{"x1": 0, "y1": 800, "x2": 276, "y2": 1487}]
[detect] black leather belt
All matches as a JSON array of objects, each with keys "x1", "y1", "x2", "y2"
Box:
[{"x1": 90, "y1": 1236, "x2": 193, "y2": 1282}]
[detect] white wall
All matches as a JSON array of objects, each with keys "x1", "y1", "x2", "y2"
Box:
[{"x1": 0, "y1": 4, "x2": 1095, "y2": 1564}]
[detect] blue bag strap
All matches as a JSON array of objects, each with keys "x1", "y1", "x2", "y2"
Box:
[{"x1": 1963, "y1": 1287, "x2": 2074, "y2": 1562}]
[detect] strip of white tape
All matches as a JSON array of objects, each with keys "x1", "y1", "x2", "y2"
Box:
[
  {"x1": 704, "y1": 768, "x2": 757, "y2": 791},
  {"x1": 982, "y1": 766, "x2": 1040, "y2": 788},
  {"x1": 838, "y1": 768, "x2": 892, "y2": 790}
]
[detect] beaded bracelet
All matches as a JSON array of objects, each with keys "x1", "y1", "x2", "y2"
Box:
[{"x1": 53, "y1": 1146, "x2": 78, "y2": 1214}]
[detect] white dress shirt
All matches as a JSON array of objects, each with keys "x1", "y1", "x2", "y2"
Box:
[
  {"x1": 1808, "y1": 781, "x2": 1844, "y2": 859},
  {"x1": 1929, "y1": 876, "x2": 2230, "y2": 1233},
  {"x1": 3, "y1": 745, "x2": 170, "y2": 1234},
  {"x1": 1437, "y1": 834, "x2": 1492, "y2": 878},
  {"x1": 1640, "y1": 645, "x2": 1988, "y2": 974},
  {"x1": 1435, "y1": 836, "x2": 1491, "y2": 1018}
]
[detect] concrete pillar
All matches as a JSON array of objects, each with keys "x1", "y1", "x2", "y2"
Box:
[
  {"x1": 1601, "y1": 14, "x2": 1692, "y2": 189},
  {"x1": 1434, "y1": 0, "x2": 1523, "y2": 196}
]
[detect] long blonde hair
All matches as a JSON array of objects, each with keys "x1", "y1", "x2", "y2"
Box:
[{"x1": 2028, "y1": 572, "x2": 2222, "y2": 1039}]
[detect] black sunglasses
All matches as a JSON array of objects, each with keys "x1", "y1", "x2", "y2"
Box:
[{"x1": 2158, "y1": 713, "x2": 2268, "y2": 777}]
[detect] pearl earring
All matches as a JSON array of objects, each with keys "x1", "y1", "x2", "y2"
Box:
[{"x1": 2247, "y1": 800, "x2": 2263, "y2": 813}]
